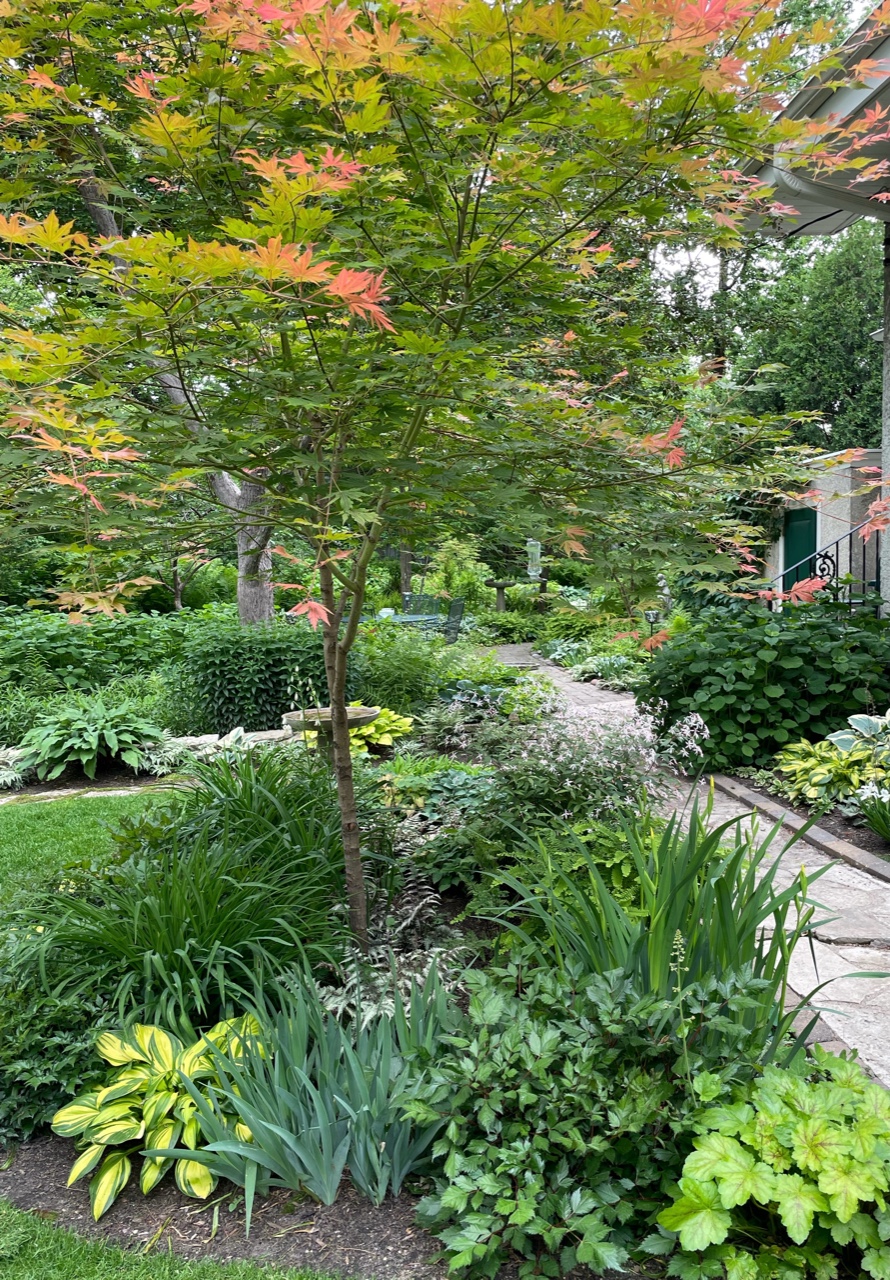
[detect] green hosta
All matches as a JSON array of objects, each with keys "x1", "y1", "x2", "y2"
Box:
[
  {"x1": 774, "y1": 739, "x2": 886, "y2": 806},
  {"x1": 17, "y1": 697, "x2": 164, "y2": 780},
  {"x1": 52, "y1": 1016, "x2": 257, "y2": 1219},
  {"x1": 655, "y1": 1049, "x2": 890, "y2": 1279}
]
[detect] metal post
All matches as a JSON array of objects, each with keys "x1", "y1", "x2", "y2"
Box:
[{"x1": 882, "y1": 223, "x2": 890, "y2": 612}]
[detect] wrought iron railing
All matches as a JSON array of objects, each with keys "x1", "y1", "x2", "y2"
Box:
[{"x1": 765, "y1": 518, "x2": 881, "y2": 611}]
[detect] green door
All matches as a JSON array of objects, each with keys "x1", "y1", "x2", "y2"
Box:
[{"x1": 783, "y1": 508, "x2": 817, "y2": 590}]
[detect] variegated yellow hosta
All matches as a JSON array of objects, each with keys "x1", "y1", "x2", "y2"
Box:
[
  {"x1": 52, "y1": 1015, "x2": 259, "y2": 1220},
  {"x1": 297, "y1": 705, "x2": 413, "y2": 755}
]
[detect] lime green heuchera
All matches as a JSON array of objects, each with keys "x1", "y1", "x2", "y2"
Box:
[
  {"x1": 656, "y1": 1049, "x2": 890, "y2": 1280},
  {"x1": 52, "y1": 1017, "x2": 258, "y2": 1220}
]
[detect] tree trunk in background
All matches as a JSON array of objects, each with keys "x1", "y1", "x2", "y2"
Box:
[
  {"x1": 77, "y1": 180, "x2": 274, "y2": 625},
  {"x1": 172, "y1": 562, "x2": 184, "y2": 611},
  {"x1": 211, "y1": 474, "x2": 274, "y2": 624}
]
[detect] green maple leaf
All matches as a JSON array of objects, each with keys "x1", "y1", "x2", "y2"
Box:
[
  {"x1": 658, "y1": 1178, "x2": 732, "y2": 1251},
  {"x1": 773, "y1": 1173, "x2": 828, "y2": 1244}
]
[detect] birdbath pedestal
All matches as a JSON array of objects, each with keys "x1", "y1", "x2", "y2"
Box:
[
  {"x1": 282, "y1": 706, "x2": 380, "y2": 766},
  {"x1": 484, "y1": 577, "x2": 517, "y2": 612}
]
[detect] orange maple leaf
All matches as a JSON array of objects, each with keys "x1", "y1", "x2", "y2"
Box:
[
  {"x1": 248, "y1": 237, "x2": 333, "y2": 284},
  {"x1": 45, "y1": 472, "x2": 107, "y2": 511},
  {"x1": 25, "y1": 69, "x2": 64, "y2": 94},
  {"x1": 642, "y1": 629, "x2": 669, "y2": 651},
  {"x1": 289, "y1": 599, "x2": 331, "y2": 629},
  {"x1": 325, "y1": 268, "x2": 394, "y2": 330}
]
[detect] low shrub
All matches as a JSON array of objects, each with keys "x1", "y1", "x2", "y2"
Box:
[
  {"x1": 175, "y1": 749, "x2": 391, "y2": 863},
  {"x1": 403, "y1": 710, "x2": 690, "y2": 896},
  {"x1": 354, "y1": 623, "x2": 447, "y2": 714},
  {"x1": 466, "y1": 609, "x2": 542, "y2": 643},
  {"x1": 479, "y1": 820, "x2": 649, "y2": 918},
  {"x1": 7, "y1": 756, "x2": 349, "y2": 1026},
  {"x1": 491, "y1": 713, "x2": 669, "y2": 824},
  {"x1": 0, "y1": 983, "x2": 115, "y2": 1146},
  {"x1": 0, "y1": 686, "x2": 70, "y2": 747},
  {"x1": 408, "y1": 968, "x2": 775, "y2": 1280},
  {"x1": 657, "y1": 1048, "x2": 890, "y2": 1280},
  {"x1": 538, "y1": 607, "x2": 612, "y2": 643},
  {"x1": 424, "y1": 537, "x2": 494, "y2": 609},
  {"x1": 354, "y1": 625, "x2": 531, "y2": 715},
  {"x1": 499, "y1": 802, "x2": 824, "y2": 1058},
  {"x1": 0, "y1": 608, "x2": 191, "y2": 691},
  {"x1": 375, "y1": 753, "x2": 493, "y2": 817},
  {"x1": 638, "y1": 603, "x2": 890, "y2": 769},
  {"x1": 184, "y1": 618, "x2": 330, "y2": 733},
  {"x1": 17, "y1": 697, "x2": 164, "y2": 780},
  {"x1": 570, "y1": 651, "x2": 645, "y2": 690}
]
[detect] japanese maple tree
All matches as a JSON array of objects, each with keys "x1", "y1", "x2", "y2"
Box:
[{"x1": 0, "y1": 0, "x2": 851, "y2": 940}]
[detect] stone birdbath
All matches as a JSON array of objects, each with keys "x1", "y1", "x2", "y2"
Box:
[
  {"x1": 484, "y1": 577, "x2": 517, "y2": 612},
  {"x1": 282, "y1": 705, "x2": 380, "y2": 767}
]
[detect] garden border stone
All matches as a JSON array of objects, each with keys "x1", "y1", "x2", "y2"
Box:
[{"x1": 710, "y1": 773, "x2": 890, "y2": 885}]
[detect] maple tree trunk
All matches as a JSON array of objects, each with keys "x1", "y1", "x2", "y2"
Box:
[
  {"x1": 319, "y1": 556, "x2": 368, "y2": 948},
  {"x1": 172, "y1": 562, "x2": 184, "y2": 612}
]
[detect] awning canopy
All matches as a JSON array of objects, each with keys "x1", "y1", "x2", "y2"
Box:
[{"x1": 753, "y1": 16, "x2": 890, "y2": 236}]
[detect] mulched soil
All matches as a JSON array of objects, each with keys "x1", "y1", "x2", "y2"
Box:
[
  {"x1": 0, "y1": 1137, "x2": 634, "y2": 1280},
  {"x1": 728, "y1": 775, "x2": 890, "y2": 860},
  {"x1": 0, "y1": 1135, "x2": 448, "y2": 1280},
  {"x1": 3, "y1": 762, "x2": 167, "y2": 800}
]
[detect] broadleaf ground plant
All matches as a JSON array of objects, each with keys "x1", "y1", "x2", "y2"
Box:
[
  {"x1": 657, "y1": 1048, "x2": 890, "y2": 1280},
  {"x1": 17, "y1": 697, "x2": 164, "y2": 780},
  {"x1": 640, "y1": 605, "x2": 890, "y2": 769}
]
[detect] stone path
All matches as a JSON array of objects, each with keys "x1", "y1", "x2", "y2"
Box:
[
  {"x1": 0, "y1": 784, "x2": 151, "y2": 808},
  {"x1": 498, "y1": 643, "x2": 890, "y2": 1084}
]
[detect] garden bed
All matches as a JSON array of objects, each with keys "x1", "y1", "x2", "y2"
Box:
[
  {"x1": 727, "y1": 773, "x2": 890, "y2": 860},
  {"x1": 0, "y1": 1135, "x2": 447, "y2": 1280}
]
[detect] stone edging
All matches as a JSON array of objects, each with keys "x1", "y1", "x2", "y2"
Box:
[{"x1": 710, "y1": 773, "x2": 890, "y2": 885}]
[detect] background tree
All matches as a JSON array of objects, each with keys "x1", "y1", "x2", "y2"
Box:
[{"x1": 732, "y1": 221, "x2": 883, "y2": 449}]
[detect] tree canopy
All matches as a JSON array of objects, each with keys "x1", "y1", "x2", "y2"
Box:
[{"x1": 733, "y1": 221, "x2": 883, "y2": 450}]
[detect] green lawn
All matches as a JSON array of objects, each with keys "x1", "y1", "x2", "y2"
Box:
[
  {"x1": 0, "y1": 1201, "x2": 334, "y2": 1280},
  {"x1": 0, "y1": 792, "x2": 156, "y2": 902}
]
